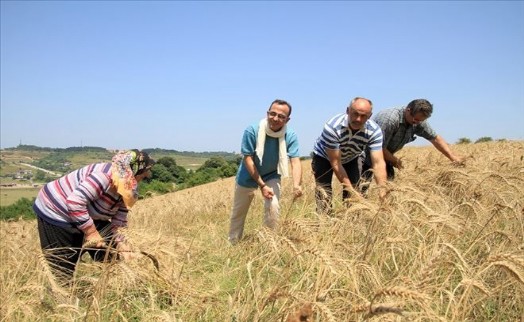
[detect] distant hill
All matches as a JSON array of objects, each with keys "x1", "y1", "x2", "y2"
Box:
[
  {"x1": 0, "y1": 145, "x2": 240, "y2": 184},
  {"x1": 4, "y1": 145, "x2": 239, "y2": 159},
  {"x1": 142, "y1": 148, "x2": 239, "y2": 160},
  {"x1": 3, "y1": 145, "x2": 108, "y2": 153}
]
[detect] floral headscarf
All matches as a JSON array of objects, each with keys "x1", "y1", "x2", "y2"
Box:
[{"x1": 111, "y1": 150, "x2": 154, "y2": 208}]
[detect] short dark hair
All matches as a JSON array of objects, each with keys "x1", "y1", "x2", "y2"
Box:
[
  {"x1": 407, "y1": 99, "x2": 433, "y2": 118},
  {"x1": 269, "y1": 99, "x2": 292, "y2": 117}
]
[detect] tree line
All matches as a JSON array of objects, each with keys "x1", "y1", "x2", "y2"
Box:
[
  {"x1": 138, "y1": 156, "x2": 240, "y2": 195},
  {"x1": 456, "y1": 137, "x2": 505, "y2": 144}
]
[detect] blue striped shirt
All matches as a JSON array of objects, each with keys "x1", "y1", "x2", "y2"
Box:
[{"x1": 313, "y1": 113, "x2": 383, "y2": 164}]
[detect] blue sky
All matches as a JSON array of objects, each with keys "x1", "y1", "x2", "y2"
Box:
[{"x1": 1, "y1": 1, "x2": 523, "y2": 156}]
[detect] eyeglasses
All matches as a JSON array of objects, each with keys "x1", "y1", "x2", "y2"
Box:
[{"x1": 267, "y1": 111, "x2": 288, "y2": 121}]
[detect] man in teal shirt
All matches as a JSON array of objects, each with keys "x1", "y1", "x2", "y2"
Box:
[{"x1": 228, "y1": 99, "x2": 303, "y2": 244}]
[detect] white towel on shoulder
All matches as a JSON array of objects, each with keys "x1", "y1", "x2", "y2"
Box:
[{"x1": 255, "y1": 118, "x2": 289, "y2": 177}]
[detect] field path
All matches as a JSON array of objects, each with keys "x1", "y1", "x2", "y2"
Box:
[{"x1": 19, "y1": 163, "x2": 61, "y2": 176}]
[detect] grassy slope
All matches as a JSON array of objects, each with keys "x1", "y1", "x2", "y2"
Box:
[
  {"x1": 0, "y1": 187, "x2": 40, "y2": 206},
  {"x1": 1, "y1": 141, "x2": 523, "y2": 321}
]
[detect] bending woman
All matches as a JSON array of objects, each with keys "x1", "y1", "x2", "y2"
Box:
[{"x1": 33, "y1": 149, "x2": 155, "y2": 285}]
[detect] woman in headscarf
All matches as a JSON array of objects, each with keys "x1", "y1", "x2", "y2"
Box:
[{"x1": 33, "y1": 149, "x2": 155, "y2": 284}]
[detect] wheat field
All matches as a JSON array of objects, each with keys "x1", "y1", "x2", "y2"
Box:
[{"x1": 1, "y1": 141, "x2": 523, "y2": 321}]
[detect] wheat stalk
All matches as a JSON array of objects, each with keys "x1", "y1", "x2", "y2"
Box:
[
  {"x1": 304, "y1": 247, "x2": 337, "y2": 275},
  {"x1": 278, "y1": 235, "x2": 301, "y2": 256},
  {"x1": 371, "y1": 286, "x2": 430, "y2": 303},
  {"x1": 314, "y1": 302, "x2": 336, "y2": 322},
  {"x1": 458, "y1": 278, "x2": 490, "y2": 295},
  {"x1": 480, "y1": 254, "x2": 524, "y2": 285}
]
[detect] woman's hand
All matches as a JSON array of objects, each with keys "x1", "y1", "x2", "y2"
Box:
[{"x1": 83, "y1": 226, "x2": 106, "y2": 248}]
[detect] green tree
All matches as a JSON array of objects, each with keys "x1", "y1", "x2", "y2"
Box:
[
  {"x1": 151, "y1": 164, "x2": 175, "y2": 183},
  {"x1": 475, "y1": 136, "x2": 493, "y2": 143},
  {"x1": 34, "y1": 170, "x2": 47, "y2": 181},
  {"x1": 457, "y1": 137, "x2": 471, "y2": 144},
  {"x1": 234, "y1": 156, "x2": 243, "y2": 166},
  {"x1": 201, "y1": 157, "x2": 228, "y2": 169},
  {"x1": 220, "y1": 161, "x2": 238, "y2": 177},
  {"x1": 155, "y1": 157, "x2": 187, "y2": 183},
  {"x1": 0, "y1": 198, "x2": 35, "y2": 221},
  {"x1": 156, "y1": 156, "x2": 178, "y2": 170},
  {"x1": 138, "y1": 179, "x2": 174, "y2": 196},
  {"x1": 198, "y1": 157, "x2": 238, "y2": 178},
  {"x1": 182, "y1": 168, "x2": 220, "y2": 188}
]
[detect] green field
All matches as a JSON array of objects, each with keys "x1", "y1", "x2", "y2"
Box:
[{"x1": 0, "y1": 187, "x2": 39, "y2": 207}]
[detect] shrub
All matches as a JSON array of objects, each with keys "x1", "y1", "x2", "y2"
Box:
[
  {"x1": 475, "y1": 137, "x2": 493, "y2": 143},
  {"x1": 0, "y1": 197, "x2": 36, "y2": 221},
  {"x1": 138, "y1": 180, "x2": 174, "y2": 196},
  {"x1": 151, "y1": 164, "x2": 175, "y2": 183},
  {"x1": 457, "y1": 137, "x2": 471, "y2": 144}
]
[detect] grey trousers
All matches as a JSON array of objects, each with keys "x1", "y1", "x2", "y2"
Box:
[{"x1": 228, "y1": 178, "x2": 281, "y2": 243}]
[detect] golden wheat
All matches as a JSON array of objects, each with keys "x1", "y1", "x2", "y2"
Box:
[{"x1": 1, "y1": 141, "x2": 524, "y2": 320}]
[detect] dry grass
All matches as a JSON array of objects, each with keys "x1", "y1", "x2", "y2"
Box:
[{"x1": 1, "y1": 141, "x2": 523, "y2": 321}]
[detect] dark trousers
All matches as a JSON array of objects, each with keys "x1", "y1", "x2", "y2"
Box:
[
  {"x1": 37, "y1": 216, "x2": 118, "y2": 285},
  {"x1": 311, "y1": 154, "x2": 363, "y2": 215},
  {"x1": 360, "y1": 160, "x2": 395, "y2": 194}
]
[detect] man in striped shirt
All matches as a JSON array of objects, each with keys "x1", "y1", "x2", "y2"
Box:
[{"x1": 312, "y1": 97, "x2": 387, "y2": 215}]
